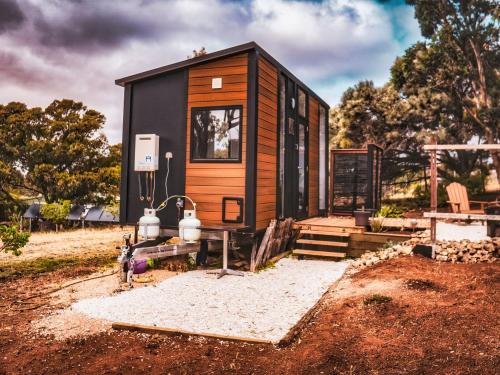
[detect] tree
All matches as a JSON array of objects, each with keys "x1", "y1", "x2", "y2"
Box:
[
  {"x1": 330, "y1": 78, "x2": 488, "y2": 189},
  {"x1": 398, "y1": 0, "x2": 500, "y2": 180},
  {"x1": 40, "y1": 200, "x2": 71, "y2": 232},
  {"x1": 188, "y1": 47, "x2": 207, "y2": 59},
  {"x1": 0, "y1": 100, "x2": 121, "y2": 205},
  {"x1": 330, "y1": 81, "x2": 432, "y2": 183}
]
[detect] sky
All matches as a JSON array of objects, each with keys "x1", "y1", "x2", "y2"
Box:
[{"x1": 0, "y1": 0, "x2": 422, "y2": 144}]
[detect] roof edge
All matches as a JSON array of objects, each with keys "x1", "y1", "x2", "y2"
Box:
[
  {"x1": 115, "y1": 41, "x2": 258, "y2": 87},
  {"x1": 115, "y1": 41, "x2": 330, "y2": 108}
]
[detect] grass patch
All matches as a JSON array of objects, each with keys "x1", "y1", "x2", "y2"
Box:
[
  {"x1": 0, "y1": 254, "x2": 116, "y2": 280},
  {"x1": 363, "y1": 294, "x2": 393, "y2": 306}
]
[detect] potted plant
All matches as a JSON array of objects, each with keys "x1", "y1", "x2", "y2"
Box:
[{"x1": 354, "y1": 206, "x2": 372, "y2": 228}]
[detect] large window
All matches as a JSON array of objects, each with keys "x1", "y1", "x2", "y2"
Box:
[{"x1": 190, "y1": 106, "x2": 242, "y2": 162}]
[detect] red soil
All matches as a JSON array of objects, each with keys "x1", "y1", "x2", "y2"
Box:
[{"x1": 0, "y1": 256, "x2": 498, "y2": 375}]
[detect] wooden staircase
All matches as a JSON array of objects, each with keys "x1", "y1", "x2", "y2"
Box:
[{"x1": 293, "y1": 227, "x2": 351, "y2": 259}]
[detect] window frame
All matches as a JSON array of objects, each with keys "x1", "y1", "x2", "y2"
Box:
[{"x1": 190, "y1": 105, "x2": 243, "y2": 163}]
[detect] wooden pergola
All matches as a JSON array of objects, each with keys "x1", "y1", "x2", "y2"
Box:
[{"x1": 423, "y1": 143, "x2": 500, "y2": 242}]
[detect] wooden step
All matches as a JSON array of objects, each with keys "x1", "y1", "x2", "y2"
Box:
[
  {"x1": 293, "y1": 249, "x2": 346, "y2": 258},
  {"x1": 299, "y1": 230, "x2": 350, "y2": 237},
  {"x1": 296, "y1": 239, "x2": 349, "y2": 247},
  {"x1": 297, "y1": 224, "x2": 365, "y2": 234}
]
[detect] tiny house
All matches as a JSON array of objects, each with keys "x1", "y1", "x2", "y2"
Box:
[{"x1": 117, "y1": 42, "x2": 329, "y2": 232}]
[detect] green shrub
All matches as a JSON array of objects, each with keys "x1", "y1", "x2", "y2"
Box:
[
  {"x1": 40, "y1": 200, "x2": 71, "y2": 231},
  {"x1": 377, "y1": 204, "x2": 403, "y2": 218},
  {"x1": 0, "y1": 225, "x2": 30, "y2": 256}
]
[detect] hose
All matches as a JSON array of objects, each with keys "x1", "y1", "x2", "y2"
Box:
[{"x1": 156, "y1": 194, "x2": 197, "y2": 212}]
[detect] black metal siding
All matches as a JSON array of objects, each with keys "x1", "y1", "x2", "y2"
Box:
[
  {"x1": 245, "y1": 50, "x2": 257, "y2": 230},
  {"x1": 122, "y1": 69, "x2": 188, "y2": 226}
]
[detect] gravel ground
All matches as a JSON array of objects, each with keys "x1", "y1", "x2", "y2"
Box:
[
  {"x1": 72, "y1": 258, "x2": 348, "y2": 343},
  {"x1": 436, "y1": 222, "x2": 489, "y2": 241}
]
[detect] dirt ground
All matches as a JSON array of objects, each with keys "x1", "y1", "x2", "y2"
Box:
[
  {"x1": 0, "y1": 227, "x2": 133, "y2": 264},
  {"x1": 0, "y1": 255, "x2": 498, "y2": 375}
]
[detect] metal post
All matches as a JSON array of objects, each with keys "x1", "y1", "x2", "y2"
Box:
[
  {"x1": 430, "y1": 147, "x2": 437, "y2": 242},
  {"x1": 207, "y1": 230, "x2": 243, "y2": 279},
  {"x1": 222, "y1": 230, "x2": 229, "y2": 270}
]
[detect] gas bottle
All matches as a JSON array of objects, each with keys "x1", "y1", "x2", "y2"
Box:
[
  {"x1": 179, "y1": 210, "x2": 201, "y2": 243},
  {"x1": 138, "y1": 208, "x2": 160, "y2": 240}
]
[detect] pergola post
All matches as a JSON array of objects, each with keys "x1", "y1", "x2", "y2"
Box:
[{"x1": 429, "y1": 141, "x2": 438, "y2": 243}]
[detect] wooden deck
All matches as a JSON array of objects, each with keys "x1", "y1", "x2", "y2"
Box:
[
  {"x1": 294, "y1": 216, "x2": 414, "y2": 258},
  {"x1": 297, "y1": 216, "x2": 430, "y2": 230},
  {"x1": 296, "y1": 216, "x2": 365, "y2": 234}
]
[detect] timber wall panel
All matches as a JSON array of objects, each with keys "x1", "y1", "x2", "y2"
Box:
[
  {"x1": 186, "y1": 53, "x2": 248, "y2": 226},
  {"x1": 256, "y1": 57, "x2": 278, "y2": 230},
  {"x1": 308, "y1": 97, "x2": 319, "y2": 216}
]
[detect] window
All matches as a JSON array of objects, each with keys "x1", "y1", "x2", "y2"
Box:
[
  {"x1": 190, "y1": 106, "x2": 242, "y2": 162},
  {"x1": 298, "y1": 88, "x2": 307, "y2": 118}
]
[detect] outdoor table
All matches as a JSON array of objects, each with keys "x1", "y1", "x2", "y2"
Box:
[{"x1": 199, "y1": 223, "x2": 249, "y2": 279}]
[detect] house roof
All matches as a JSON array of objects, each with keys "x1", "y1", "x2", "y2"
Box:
[
  {"x1": 84, "y1": 206, "x2": 118, "y2": 222},
  {"x1": 66, "y1": 205, "x2": 85, "y2": 221},
  {"x1": 22, "y1": 203, "x2": 41, "y2": 219},
  {"x1": 115, "y1": 41, "x2": 329, "y2": 108}
]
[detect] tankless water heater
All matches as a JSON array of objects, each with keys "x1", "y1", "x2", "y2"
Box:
[{"x1": 134, "y1": 134, "x2": 159, "y2": 171}]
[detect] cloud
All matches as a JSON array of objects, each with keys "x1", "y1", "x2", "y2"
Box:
[
  {"x1": 0, "y1": 0, "x2": 421, "y2": 143},
  {"x1": 0, "y1": 0, "x2": 25, "y2": 32}
]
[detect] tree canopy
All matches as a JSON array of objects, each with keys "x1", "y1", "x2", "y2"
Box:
[
  {"x1": 0, "y1": 99, "x2": 120, "y2": 208},
  {"x1": 332, "y1": 0, "x2": 499, "y2": 186}
]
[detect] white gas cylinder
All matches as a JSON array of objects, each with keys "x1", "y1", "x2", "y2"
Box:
[
  {"x1": 139, "y1": 208, "x2": 160, "y2": 240},
  {"x1": 179, "y1": 210, "x2": 201, "y2": 243}
]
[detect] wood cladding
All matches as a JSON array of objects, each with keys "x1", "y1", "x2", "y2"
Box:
[
  {"x1": 256, "y1": 57, "x2": 278, "y2": 230},
  {"x1": 308, "y1": 97, "x2": 319, "y2": 217},
  {"x1": 185, "y1": 53, "x2": 248, "y2": 225}
]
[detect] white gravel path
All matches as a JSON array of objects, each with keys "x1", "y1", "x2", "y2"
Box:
[{"x1": 72, "y1": 258, "x2": 348, "y2": 343}]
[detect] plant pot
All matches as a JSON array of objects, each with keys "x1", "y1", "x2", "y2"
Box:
[
  {"x1": 131, "y1": 259, "x2": 148, "y2": 274},
  {"x1": 354, "y1": 210, "x2": 372, "y2": 227}
]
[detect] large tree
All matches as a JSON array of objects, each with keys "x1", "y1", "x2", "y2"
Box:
[
  {"x1": 330, "y1": 77, "x2": 488, "y2": 188},
  {"x1": 396, "y1": 0, "x2": 500, "y2": 180},
  {"x1": 0, "y1": 99, "x2": 120, "y2": 205}
]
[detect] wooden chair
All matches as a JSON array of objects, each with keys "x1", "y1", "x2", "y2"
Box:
[{"x1": 446, "y1": 182, "x2": 489, "y2": 214}]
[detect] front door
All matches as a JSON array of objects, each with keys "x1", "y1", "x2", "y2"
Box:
[{"x1": 278, "y1": 74, "x2": 308, "y2": 219}]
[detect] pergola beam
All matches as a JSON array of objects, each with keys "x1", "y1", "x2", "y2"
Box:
[{"x1": 423, "y1": 144, "x2": 500, "y2": 151}]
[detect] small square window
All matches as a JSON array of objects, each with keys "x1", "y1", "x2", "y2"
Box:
[
  {"x1": 298, "y1": 88, "x2": 307, "y2": 118},
  {"x1": 190, "y1": 106, "x2": 242, "y2": 162}
]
